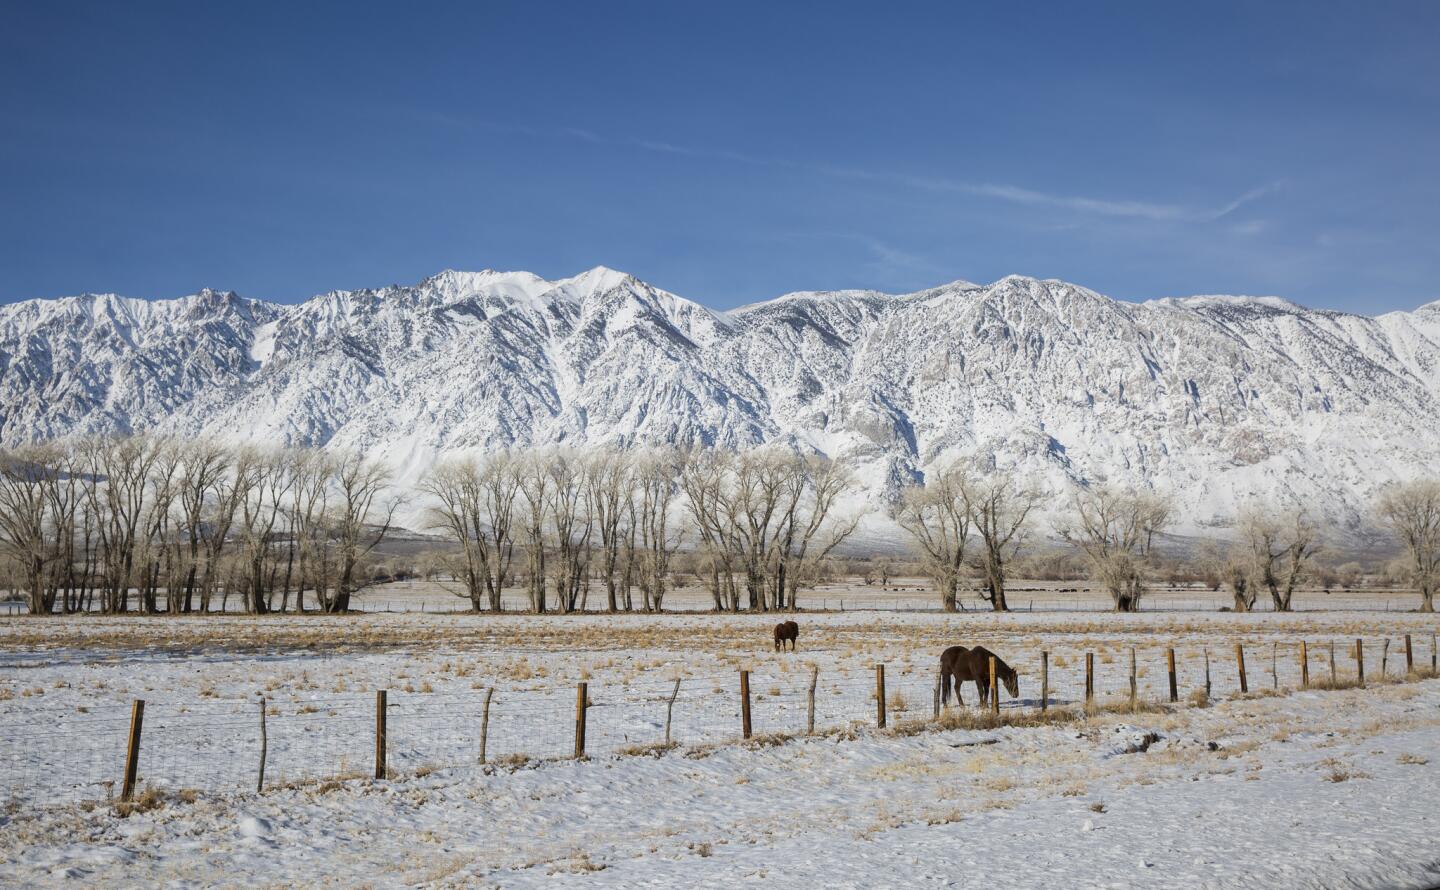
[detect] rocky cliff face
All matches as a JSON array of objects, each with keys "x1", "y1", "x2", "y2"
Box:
[{"x1": 3, "y1": 268, "x2": 1438, "y2": 534}]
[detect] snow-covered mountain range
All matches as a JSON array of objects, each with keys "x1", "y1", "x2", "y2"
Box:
[{"x1": 2, "y1": 267, "x2": 1438, "y2": 535}]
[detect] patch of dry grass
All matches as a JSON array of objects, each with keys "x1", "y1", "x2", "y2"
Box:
[
  {"x1": 617, "y1": 741, "x2": 678, "y2": 758},
  {"x1": 113, "y1": 785, "x2": 165, "y2": 817}
]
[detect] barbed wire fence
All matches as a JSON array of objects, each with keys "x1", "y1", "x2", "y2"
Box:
[{"x1": 2, "y1": 633, "x2": 1436, "y2": 809}]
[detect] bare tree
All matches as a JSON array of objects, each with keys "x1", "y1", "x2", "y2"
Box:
[
  {"x1": 896, "y1": 462, "x2": 974, "y2": 612},
  {"x1": 1376, "y1": 479, "x2": 1440, "y2": 612},
  {"x1": 583, "y1": 449, "x2": 633, "y2": 612},
  {"x1": 169, "y1": 441, "x2": 230, "y2": 613},
  {"x1": 317, "y1": 452, "x2": 397, "y2": 613},
  {"x1": 1236, "y1": 503, "x2": 1318, "y2": 612},
  {"x1": 231, "y1": 448, "x2": 297, "y2": 614},
  {"x1": 632, "y1": 448, "x2": 683, "y2": 612},
  {"x1": 135, "y1": 442, "x2": 182, "y2": 613},
  {"x1": 83, "y1": 436, "x2": 168, "y2": 614},
  {"x1": 0, "y1": 444, "x2": 63, "y2": 614},
  {"x1": 541, "y1": 450, "x2": 593, "y2": 613},
  {"x1": 962, "y1": 470, "x2": 1041, "y2": 612},
  {"x1": 287, "y1": 449, "x2": 334, "y2": 613},
  {"x1": 728, "y1": 449, "x2": 792, "y2": 611},
  {"x1": 422, "y1": 452, "x2": 519, "y2": 612},
  {"x1": 1201, "y1": 542, "x2": 1257, "y2": 612},
  {"x1": 45, "y1": 445, "x2": 94, "y2": 613},
  {"x1": 771, "y1": 455, "x2": 859, "y2": 610},
  {"x1": 517, "y1": 454, "x2": 553, "y2": 613},
  {"x1": 1058, "y1": 485, "x2": 1172, "y2": 612},
  {"x1": 680, "y1": 448, "x2": 741, "y2": 611}
]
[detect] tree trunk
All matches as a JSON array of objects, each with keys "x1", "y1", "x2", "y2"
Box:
[
  {"x1": 989, "y1": 582, "x2": 1009, "y2": 612},
  {"x1": 941, "y1": 578, "x2": 958, "y2": 613}
]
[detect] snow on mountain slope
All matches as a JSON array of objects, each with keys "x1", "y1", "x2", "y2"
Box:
[{"x1": 1, "y1": 269, "x2": 1437, "y2": 535}]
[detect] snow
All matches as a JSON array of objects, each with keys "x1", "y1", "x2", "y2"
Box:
[
  {"x1": 2, "y1": 608, "x2": 1439, "y2": 888},
  {"x1": 247, "y1": 321, "x2": 277, "y2": 365}
]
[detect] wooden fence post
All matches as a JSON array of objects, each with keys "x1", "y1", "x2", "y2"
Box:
[
  {"x1": 1299, "y1": 641, "x2": 1309, "y2": 689},
  {"x1": 1381, "y1": 639, "x2": 1391, "y2": 678},
  {"x1": 664, "y1": 679, "x2": 681, "y2": 745},
  {"x1": 479, "y1": 688, "x2": 493, "y2": 764},
  {"x1": 1271, "y1": 643, "x2": 1278, "y2": 690},
  {"x1": 1355, "y1": 639, "x2": 1364, "y2": 687},
  {"x1": 1204, "y1": 648, "x2": 1212, "y2": 699},
  {"x1": 740, "y1": 670, "x2": 752, "y2": 739},
  {"x1": 1128, "y1": 648, "x2": 1137, "y2": 711},
  {"x1": 257, "y1": 697, "x2": 268, "y2": 793},
  {"x1": 1235, "y1": 643, "x2": 1248, "y2": 694},
  {"x1": 121, "y1": 699, "x2": 145, "y2": 802},
  {"x1": 1405, "y1": 634, "x2": 1414, "y2": 675},
  {"x1": 1084, "y1": 652, "x2": 1094, "y2": 705},
  {"x1": 1166, "y1": 648, "x2": 1177, "y2": 703},
  {"x1": 989, "y1": 656, "x2": 1000, "y2": 716},
  {"x1": 1041, "y1": 651, "x2": 1049, "y2": 712},
  {"x1": 876, "y1": 664, "x2": 887, "y2": 728},
  {"x1": 374, "y1": 690, "x2": 387, "y2": 780},
  {"x1": 1330, "y1": 640, "x2": 1337, "y2": 685},
  {"x1": 807, "y1": 666, "x2": 819, "y2": 734},
  {"x1": 574, "y1": 682, "x2": 589, "y2": 758}
]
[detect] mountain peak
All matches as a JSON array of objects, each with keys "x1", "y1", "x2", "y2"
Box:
[
  {"x1": 547, "y1": 266, "x2": 639, "y2": 302},
  {"x1": 419, "y1": 269, "x2": 552, "y2": 306}
]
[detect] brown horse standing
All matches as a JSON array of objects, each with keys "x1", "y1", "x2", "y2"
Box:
[
  {"x1": 773, "y1": 620, "x2": 799, "y2": 652},
  {"x1": 939, "y1": 645, "x2": 1019, "y2": 706}
]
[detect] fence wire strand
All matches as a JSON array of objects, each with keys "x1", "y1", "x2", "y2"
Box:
[{"x1": 0, "y1": 636, "x2": 1425, "y2": 806}]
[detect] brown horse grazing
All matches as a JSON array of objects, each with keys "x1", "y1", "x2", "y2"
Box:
[
  {"x1": 939, "y1": 645, "x2": 1020, "y2": 706},
  {"x1": 773, "y1": 620, "x2": 799, "y2": 652}
]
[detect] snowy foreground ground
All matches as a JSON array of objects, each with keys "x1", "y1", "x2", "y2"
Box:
[{"x1": 3, "y1": 609, "x2": 1440, "y2": 887}]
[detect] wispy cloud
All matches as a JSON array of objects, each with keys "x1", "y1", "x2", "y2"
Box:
[
  {"x1": 425, "y1": 112, "x2": 1282, "y2": 225},
  {"x1": 826, "y1": 168, "x2": 1284, "y2": 222}
]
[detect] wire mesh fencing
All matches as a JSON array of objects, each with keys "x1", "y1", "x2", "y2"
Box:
[{"x1": 2, "y1": 633, "x2": 1435, "y2": 809}]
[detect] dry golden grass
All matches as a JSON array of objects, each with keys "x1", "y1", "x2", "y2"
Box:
[
  {"x1": 1320, "y1": 758, "x2": 1371, "y2": 783},
  {"x1": 617, "y1": 741, "x2": 678, "y2": 758},
  {"x1": 4, "y1": 606, "x2": 1434, "y2": 664},
  {"x1": 113, "y1": 785, "x2": 165, "y2": 817}
]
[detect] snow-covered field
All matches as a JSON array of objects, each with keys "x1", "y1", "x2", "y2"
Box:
[{"x1": 3, "y1": 608, "x2": 1439, "y2": 887}]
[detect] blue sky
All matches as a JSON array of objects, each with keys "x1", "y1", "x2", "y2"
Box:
[{"x1": 3, "y1": 2, "x2": 1438, "y2": 312}]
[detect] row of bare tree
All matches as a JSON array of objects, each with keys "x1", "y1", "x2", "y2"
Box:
[
  {"x1": 894, "y1": 464, "x2": 1170, "y2": 613},
  {"x1": 0, "y1": 438, "x2": 395, "y2": 614},
  {"x1": 895, "y1": 460, "x2": 1440, "y2": 613},
  {"x1": 422, "y1": 446, "x2": 859, "y2": 612},
  {"x1": 2, "y1": 435, "x2": 1436, "y2": 616}
]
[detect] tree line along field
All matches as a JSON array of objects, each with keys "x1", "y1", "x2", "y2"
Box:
[{"x1": 1, "y1": 435, "x2": 1437, "y2": 619}]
